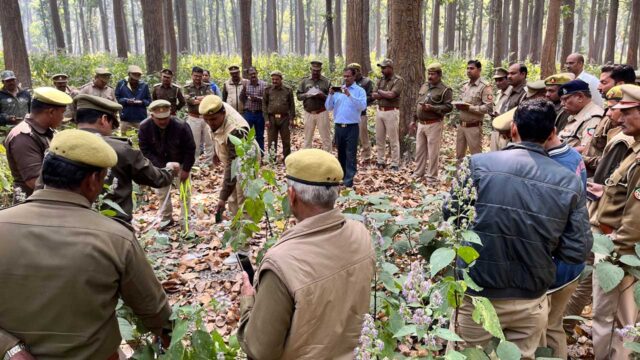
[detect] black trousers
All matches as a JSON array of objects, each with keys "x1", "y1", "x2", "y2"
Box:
[{"x1": 334, "y1": 123, "x2": 359, "y2": 187}]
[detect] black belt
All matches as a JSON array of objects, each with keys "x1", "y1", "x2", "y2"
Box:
[
  {"x1": 336, "y1": 123, "x2": 358, "y2": 128},
  {"x1": 245, "y1": 109, "x2": 262, "y2": 113}
]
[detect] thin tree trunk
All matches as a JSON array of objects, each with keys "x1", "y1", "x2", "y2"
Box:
[
  {"x1": 387, "y1": 0, "x2": 424, "y2": 156},
  {"x1": 627, "y1": 0, "x2": 640, "y2": 67},
  {"x1": 175, "y1": 0, "x2": 189, "y2": 53},
  {"x1": 130, "y1": 0, "x2": 140, "y2": 54},
  {"x1": 603, "y1": 0, "x2": 617, "y2": 63},
  {"x1": 61, "y1": 0, "x2": 72, "y2": 53},
  {"x1": 520, "y1": 0, "x2": 530, "y2": 58},
  {"x1": 305, "y1": 0, "x2": 311, "y2": 54},
  {"x1": 113, "y1": 0, "x2": 128, "y2": 58},
  {"x1": 430, "y1": 0, "x2": 440, "y2": 56},
  {"x1": 326, "y1": 0, "x2": 335, "y2": 71},
  {"x1": 587, "y1": 0, "x2": 597, "y2": 61},
  {"x1": 98, "y1": 0, "x2": 110, "y2": 52},
  {"x1": 474, "y1": 0, "x2": 483, "y2": 55},
  {"x1": 575, "y1": 0, "x2": 584, "y2": 52},
  {"x1": 619, "y1": 3, "x2": 631, "y2": 63},
  {"x1": 240, "y1": 0, "x2": 253, "y2": 72},
  {"x1": 560, "y1": 0, "x2": 575, "y2": 62},
  {"x1": 493, "y1": 0, "x2": 503, "y2": 64},
  {"x1": 1, "y1": 0, "x2": 32, "y2": 88},
  {"x1": 444, "y1": 0, "x2": 455, "y2": 53},
  {"x1": 278, "y1": 0, "x2": 285, "y2": 52},
  {"x1": 509, "y1": 0, "x2": 520, "y2": 61},
  {"x1": 78, "y1": 0, "x2": 89, "y2": 54},
  {"x1": 165, "y1": 0, "x2": 178, "y2": 74},
  {"x1": 141, "y1": 0, "x2": 164, "y2": 73},
  {"x1": 39, "y1": 0, "x2": 53, "y2": 52},
  {"x1": 231, "y1": 0, "x2": 241, "y2": 53},
  {"x1": 289, "y1": 0, "x2": 294, "y2": 53},
  {"x1": 49, "y1": 0, "x2": 66, "y2": 52},
  {"x1": 375, "y1": 0, "x2": 381, "y2": 54},
  {"x1": 295, "y1": 0, "x2": 305, "y2": 54},
  {"x1": 529, "y1": 0, "x2": 545, "y2": 62},
  {"x1": 334, "y1": 0, "x2": 342, "y2": 56},
  {"x1": 502, "y1": 0, "x2": 510, "y2": 60},
  {"x1": 222, "y1": 0, "x2": 232, "y2": 54},
  {"x1": 487, "y1": 0, "x2": 494, "y2": 58},
  {"x1": 362, "y1": 0, "x2": 370, "y2": 69},
  {"x1": 593, "y1": 0, "x2": 607, "y2": 63},
  {"x1": 214, "y1": 0, "x2": 222, "y2": 53},
  {"x1": 541, "y1": 0, "x2": 562, "y2": 77},
  {"x1": 266, "y1": 0, "x2": 278, "y2": 52}
]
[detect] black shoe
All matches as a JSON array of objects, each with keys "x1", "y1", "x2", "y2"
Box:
[
  {"x1": 390, "y1": 166, "x2": 399, "y2": 171},
  {"x1": 377, "y1": 163, "x2": 385, "y2": 170}
]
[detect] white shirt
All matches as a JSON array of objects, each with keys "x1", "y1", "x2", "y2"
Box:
[{"x1": 577, "y1": 71, "x2": 603, "y2": 108}]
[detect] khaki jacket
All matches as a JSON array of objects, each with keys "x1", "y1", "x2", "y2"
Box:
[
  {"x1": 0, "y1": 189, "x2": 171, "y2": 359},
  {"x1": 459, "y1": 78, "x2": 493, "y2": 122},
  {"x1": 558, "y1": 101, "x2": 603, "y2": 147},
  {"x1": 245, "y1": 208, "x2": 375, "y2": 360},
  {"x1": 415, "y1": 81, "x2": 453, "y2": 121},
  {"x1": 591, "y1": 138, "x2": 640, "y2": 255},
  {"x1": 78, "y1": 83, "x2": 115, "y2": 101},
  {"x1": 223, "y1": 79, "x2": 247, "y2": 113}
]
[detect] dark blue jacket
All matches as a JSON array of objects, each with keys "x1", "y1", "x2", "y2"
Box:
[
  {"x1": 115, "y1": 79, "x2": 151, "y2": 123},
  {"x1": 447, "y1": 142, "x2": 592, "y2": 299}
]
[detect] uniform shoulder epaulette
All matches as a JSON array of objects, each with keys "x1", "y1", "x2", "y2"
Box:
[
  {"x1": 108, "y1": 135, "x2": 133, "y2": 145},
  {"x1": 172, "y1": 83, "x2": 182, "y2": 89},
  {"x1": 153, "y1": 83, "x2": 162, "y2": 88},
  {"x1": 79, "y1": 82, "x2": 93, "y2": 90},
  {"x1": 478, "y1": 78, "x2": 489, "y2": 85}
]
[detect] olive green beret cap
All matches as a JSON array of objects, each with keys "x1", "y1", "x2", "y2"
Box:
[
  {"x1": 492, "y1": 107, "x2": 516, "y2": 132},
  {"x1": 285, "y1": 149, "x2": 343, "y2": 186},
  {"x1": 33, "y1": 87, "x2": 73, "y2": 106},
  {"x1": 606, "y1": 85, "x2": 624, "y2": 101},
  {"x1": 347, "y1": 63, "x2": 361, "y2": 70},
  {"x1": 148, "y1": 99, "x2": 172, "y2": 111},
  {"x1": 74, "y1": 94, "x2": 122, "y2": 116},
  {"x1": 228, "y1": 65, "x2": 241, "y2": 72},
  {"x1": 612, "y1": 84, "x2": 640, "y2": 109},
  {"x1": 51, "y1": 73, "x2": 69, "y2": 82},
  {"x1": 49, "y1": 129, "x2": 117, "y2": 168},
  {"x1": 199, "y1": 95, "x2": 224, "y2": 115},
  {"x1": 526, "y1": 80, "x2": 546, "y2": 98},
  {"x1": 493, "y1": 67, "x2": 508, "y2": 79},
  {"x1": 94, "y1": 67, "x2": 112, "y2": 76},
  {"x1": 270, "y1": 70, "x2": 283, "y2": 77},
  {"x1": 427, "y1": 63, "x2": 442, "y2": 72},
  {"x1": 544, "y1": 73, "x2": 575, "y2": 86}
]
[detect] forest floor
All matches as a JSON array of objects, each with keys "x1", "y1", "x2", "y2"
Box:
[{"x1": 126, "y1": 123, "x2": 595, "y2": 359}]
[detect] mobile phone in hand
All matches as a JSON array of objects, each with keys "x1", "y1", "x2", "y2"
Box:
[
  {"x1": 236, "y1": 253, "x2": 255, "y2": 285},
  {"x1": 331, "y1": 86, "x2": 343, "y2": 93}
]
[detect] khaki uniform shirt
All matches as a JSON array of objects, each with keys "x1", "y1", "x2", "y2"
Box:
[
  {"x1": 4, "y1": 115, "x2": 53, "y2": 196},
  {"x1": 375, "y1": 74, "x2": 405, "y2": 108},
  {"x1": 222, "y1": 79, "x2": 248, "y2": 113},
  {"x1": 0, "y1": 189, "x2": 171, "y2": 359},
  {"x1": 238, "y1": 208, "x2": 375, "y2": 360},
  {"x1": 296, "y1": 75, "x2": 331, "y2": 112},
  {"x1": 558, "y1": 101, "x2": 603, "y2": 148},
  {"x1": 583, "y1": 115, "x2": 616, "y2": 175},
  {"x1": 262, "y1": 84, "x2": 295, "y2": 122},
  {"x1": 500, "y1": 82, "x2": 526, "y2": 113},
  {"x1": 152, "y1": 83, "x2": 186, "y2": 115},
  {"x1": 554, "y1": 102, "x2": 571, "y2": 133},
  {"x1": 62, "y1": 86, "x2": 79, "y2": 120},
  {"x1": 78, "y1": 83, "x2": 115, "y2": 101},
  {"x1": 183, "y1": 82, "x2": 213, "y2": 116},
  {"x1": 459, "y1": 78, "x2": 493, "y2": 122},
  {"x1": 591, "y1": 138, "x2": 640, "y2": 255},
  {"x1": 415, "y1": 81, "x2": 453, "y2": 121},
  {"x1": 592, "y1": 127, "x2": 635, "y2": 184},
  {"x1": 493, "y1": 86, "x2": 511, "y2": 116}
]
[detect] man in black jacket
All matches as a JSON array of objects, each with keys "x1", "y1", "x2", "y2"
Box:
[
  {"x1": 445, "y1": 99, "x2": 592, "y2": 359},
  {"x1": 139, "y1": 100, "x2": 196, "y2": 229}
]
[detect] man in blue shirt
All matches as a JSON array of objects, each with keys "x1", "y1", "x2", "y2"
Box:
[
  {"x1": 325, "y1": 68, "x2": 367, "y2": 187},
  {"x1": 203, "y1": 70, "x2": 222, "y2": 97},
  {"x1": 115, "y1": 65, "x2": 152, "y2": 134}
]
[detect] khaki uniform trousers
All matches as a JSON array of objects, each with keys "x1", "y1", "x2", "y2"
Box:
[
  {"x1": 227, "y1": 181, "x2": 245, "y2": 217},
  {"x1": 455, "y1": 295, "x2": 548, "y2": 360},
  {"x1": 359, "y1": 114, "x2": 372, "y2": 160},
  {"x1": 563, "y1": 252, "x2": 594, "y2": 332},
  {"x1": 155, "y1": 177, "x2": 191, "y2": 225},
  {"x1": 456, "y1": 125, "x2": 483, "y2": 161},
  {"x1": 375, "y1": 108, "x2": 400, "y2": 167},
  {"x1": 414, "y1": 121, "x2": 443, "y2": 181},
  {"x1": 186, "y1": 115, "x2": 214, "y2": 162},
  {"x1": 592, "y1": 273, "x2": 639, "y2": 360},
  {"x1": 541, "y1": 280, "x2": 579, "y2": 359},
  {"x1": 490, "y1": 130, "x2": 509, "y2": 152},
  {"x1": 303, "y1": 110, "x2": 331, "y2": 152},
  {"x1": 120, "y1": 121, "x2": 140, "y2": 135}
]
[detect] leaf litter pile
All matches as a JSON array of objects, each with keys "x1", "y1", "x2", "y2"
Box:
[{"x1": 129, "y1": 124, "x2": 594, "y2": 359}]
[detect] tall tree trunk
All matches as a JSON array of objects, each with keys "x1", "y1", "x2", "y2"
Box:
[
  {"x1": 266, "y1": 0, "x2": 278, "y2": 52},
  {"x1": 78, "y1": 0, "x2": 89, "y2": 54},
  {"x1": 130, "y1": 0, "x2": 140, "y2": 54},
  {"x1": 176, "y1": 0, "x2": 189, "y2": 53},
  {"x1": 619, "y1": 2, "x2": 631, "y2": 63},
  {"x1": 222, "y1": 0, "x2": 232, "y2": 54},
  {"x1": 529, "y1": 0, "x2": 545, "y2": 62},
  {"x1": 388, "y1": 0, "x2": 424, "y2": 156},
  {"x1": 214, "y1": 0, "x2": 222, "y2": 53},
  {"x1": 519, "y1": 0, "x2": 530, "y2": 59},
  {"x1": 346, "y1": 0, "x2": 371, "y2": 75},
  {"x1": 375, "y1": 0, "x2": 381, "y2": 55},
  {"x1": 541, "y1": 0, "x2": 562, "y2": 77},
  {"x1": 1, "y1": 0, "x2": 31, "y2": 88},
  {"x1": 627, "y1": 0, "x2": 640, "y2": 67},
  {"x1": 509, "y1": 0, "x2": 520, "y2": 61},
  {"x1": 164, "y1": 0, "x2": 178, "y2": 74},
  {"x1": 305, "y1": 0, "x2": 311, "y2": 54},
  {"x1": 326, "y1": 0, "x2": 335, "y2": 72},
  {"x1": 603, "y1": 0, "x2": 617, "y2": 63},
  {"x1": 295, "y1": 0, "x2": 305, "y2": 54},
  {"x1": 39, "y1": 0, "x2": 53, "y2": 51},
  {"x1": 49, "y1": 0, "x2": 66, "y2": 52},
  {"x1": 140, "y1": 0, "x2": 164, "y2": 74},
  {"x1": 593, "y1": 0, "x2": 607, "y2": 63},
  {"x1": 98, "y1": 0, "x2": 110, "y2": 52},
  {"x1": 113, "y1": 0, "x2": 128, "y2": 58},
  {"x1": 61, "y1": 0, "x2": 73, "y2": 53},
  {"x1": 334, "y1": 0, "x2": 342, "y2": 56},
  {"x1": 278, "y1": 0, "x2": 285, "y2": 52},
  {"x1": 232, "y1": 0, "x2": 241, "y2": 52},
  {"x1": 560, "y1": 0, "x2": 575, "y2": 62},
  {"x1": 574, "y1": 0, "x2": 584, "y2": 52},
  {"x1": 493, "y1": 0, "x2": 503, "y2": 64},
  {"x1": 474, "y1": 0, "x2": 483, "y2": 55},
  {"x1": 430, "y1": 0, "x2": 440, "y2": 56},
  {"x1": 362, "y1": 0, "x2": 370, "y2": 69},
  {"x1": 487, "y1": 0, "x2": 494, "y2": 58},
  {"x1": 502, "y1": 0, "x2": 510, "y2": 60},
  {"x1": 587, "y1": 0, "x2": 597, "y2": 61},
  {"x1": 444, "y1": 0, "x2": 455, "y2": 53},
  {"x1": 240, "y1": 0, "x2": 253, "y2": 72}
]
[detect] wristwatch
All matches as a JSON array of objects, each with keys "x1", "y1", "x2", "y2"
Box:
[{"x1": 3, "y1": 343, "x2": 27, "y2": 360}]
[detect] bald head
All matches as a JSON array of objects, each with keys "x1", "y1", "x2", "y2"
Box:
[{"x1": 565, "y1": 53, "x2": 585, "y2": 76}]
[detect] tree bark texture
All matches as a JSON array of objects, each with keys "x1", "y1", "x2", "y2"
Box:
[
  {"x1": 430, "y1": 0, "x2": 440, "y2": 56},
  {"x1": 487, "y1": 0, "x2": 494, "y2": 58},
  {"x1": 444, "y1": 0, "x2": 455, "y2": 53},
  {"x1": 98, "y1": 0, "x2": 110, "y2": 52},
  {"x1": 501, "y1": 0, "x2": 510, "y2": 60},
  {"x1": 387, "y1": 0, "x2": 425, "y2": 156},
  {"x1": 176, "y1": 0, "x2": 189, "y2": 53},
  {"x1": 493, "y1": 0, "x2": 503, "y2": 64},
  {"x1": 529, "y1": 0, "x2": 545, "y2": 62},
  {"x1": 130, "y1": 0, "x2": 140, "y2": 53},
  {"x1": 240, "y1": 0, "x2": 253, "y2": 72},
  {"x1": 140, "y1": 0, "x2": 164, "y2": 74},
  {"x1": 509, "y1": 0, "x2": 520, "y2": 61},
  {"x1": 603, "y1": 0, "x2": 618, "y2": 63},
  {"x1": 0, "y1": 0, "x2": 32, "y2": 88},
  {"x1": 346, "y1": 0, "x2": 371, "y2": 75},
  {"x1": 326, "y1": 0, "x2": 335, "y2": 72},
  {"x1": 587, "y1": 0, "x2": 597, "y2": 61},
  {"x1": 541, "y1": 0, "x2": 562, "y2": 77},
  {"x1": 474, "y1": 0, "x2": 483, "y2": 56},
  {"x1": 295, "y1": 0, "x2": 305, "y2": 54},
  {"x1": 62, "y1": 0, "x2": 73, "y2": 53},
  {"x1": 560, "y1": 0, "x2": 575, "y2": 63},
  {"x1": 164, "y1": 0, "x2": 178, "y2": 74},
  {"x1": 49, "y1": 0, "x2": 66, "y2": 52},
  {"x1": 519, "y1": 0, "x2": 530, "y2": 58},
  {"x1": 627, "y1": 0, "x2": 640, "y2": 67},
  {"x1": 334, "y1": 0, "x2": 342, "y2": 56},
  {"x1": 113, "y1": 0, "x2": 128, "y2": 58}
]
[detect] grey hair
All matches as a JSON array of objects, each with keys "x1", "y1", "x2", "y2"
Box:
[{"x1": 287, "y1": 179, "x2": 339, "y2": 208}]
